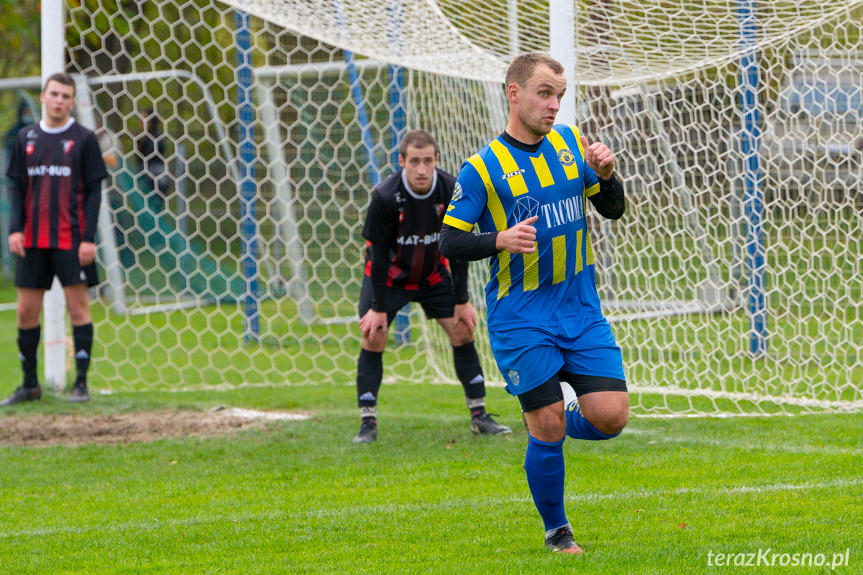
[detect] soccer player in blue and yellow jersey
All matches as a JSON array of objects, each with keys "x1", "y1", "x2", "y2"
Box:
[
  {"x1": 2, "y1": 73, "x2": 107, "y2": 406},
  {"x1": 352, "y1": 129, "x2": 511, "y2": 443},
  {"x1": 440, "y1": 53, "x2": 628, "y2": 554}
]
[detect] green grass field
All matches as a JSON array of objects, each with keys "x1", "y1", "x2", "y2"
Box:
[{"x1": 0, "y1": 383, "x2": 860, "y2": 574}]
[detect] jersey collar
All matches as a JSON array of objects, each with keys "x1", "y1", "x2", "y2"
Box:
[
  {"x1": 39, "y1": 117, "x2": 76, "y2": 134},
  {"x1": 501, "y1": 130, "x2": 543, "y2": 153}
]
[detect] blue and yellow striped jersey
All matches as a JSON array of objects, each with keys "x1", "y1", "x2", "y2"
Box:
[{"x1": 443, "y1": 124, "x2": 603, "y2": 330}]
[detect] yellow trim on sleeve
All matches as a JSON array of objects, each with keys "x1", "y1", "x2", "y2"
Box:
[
  {"x1": 442, "y1": 214, "x2": 474, "y2": 232},
  {"x1": 585, "y1": 182, "x2": 601, "y2": 198},
  {"x1": 489, "y1": 140, "x2": 529, "y2": 197}
]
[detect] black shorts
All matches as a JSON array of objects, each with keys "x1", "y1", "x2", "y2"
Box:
[
  {"x1": 15, "y1": 248, "x2": 101, "y2": 290},
  {"x1": 518, "y1": 370, "x2": 628, "y2": 413},
  {"x1": 358, "y1": 274, "x2": 456, "y2": 325}
]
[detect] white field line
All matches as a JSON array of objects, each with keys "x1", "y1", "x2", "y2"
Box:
[
  {"x1": 218, "y1": 407, "x2": 311, "y2": 421},
  {"x1": 1, "y1": 477, "x2": 859, "y2": 539}
]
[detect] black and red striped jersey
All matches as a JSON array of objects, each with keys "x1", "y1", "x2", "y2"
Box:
[
  {"x1": 362, "y1": 168, "x2": 455, "y2": 290},
  {"x1": 7, "y1": 119, "x2": 107, "y2": 250}
]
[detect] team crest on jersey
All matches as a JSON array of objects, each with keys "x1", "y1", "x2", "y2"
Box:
[
  {"x1": 451, "y1": 182, "x2": 464, "y2": 203},
  {"x1": 26, "y1": 129, "x2": 38, "y2": 139},
  {"x1": 501, "y1": 168, "x2": 526, "y2": 180},
  {"x1": 62, "y1": 140, "x2": 75, "y2": 154},
  {"x1": 508, "y1": 370, "x2": 520, "y2": 386},
  {"x1": 558, "y1": 148, "x2": 576, "y2": 166},
  {"x1": 25, "y1": 142, "x2": 35, "y2": 155},
  {"x1": 435, "y1": 203, "x2": 445, "y2": 217}
]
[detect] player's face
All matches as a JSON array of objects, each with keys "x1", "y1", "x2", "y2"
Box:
[
  {"x1": 40, "y1": 81, "x2": 76, "y2": 127},
  {"x1": 512, "y1": 64, "x2": 567, "y2": 140},
  {"x1": 398, "y1": 144, "x2": 438, "y2": 194}
]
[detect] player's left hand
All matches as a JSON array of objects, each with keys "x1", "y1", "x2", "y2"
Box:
[
  {"x1": 79, "y1": 242, "x2": 96, "y2": 266},
  {"x1": 580, "y1": 135, "x2": 615, "y2": 180},
  {"x1": 453, "y1": 302, "x2": 477, "y2": 336}
]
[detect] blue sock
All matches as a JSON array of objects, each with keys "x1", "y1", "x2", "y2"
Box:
[
  {"x1": 565, "y1": 400, "x2": 619, "y2": 440},
  {"x1": 524, "y1": 435, "x2": 567, "y2": 532}
]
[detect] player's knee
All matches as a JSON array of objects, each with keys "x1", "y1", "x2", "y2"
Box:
[
  {"x1": 66, "y1": 305, "x2": 90, "y2": 325},
  {"x1": 526, "y1": 405, "x2": 566, "y2": 442},
  {"x1": 449, "y1": 330, "x2": 473, "y2": 347},
  {"x1": 362, "y1": 331, "x2": 388, "y2": 353},
  {"x1": 17, "y1": 299, "x2": 42, "y2": 325},
  {"x1": 17, "y1": 305, "x2": 40, "y2": 325},
  {"x1": 593, "y1": 408, "x2": 628, "y2": 436}
]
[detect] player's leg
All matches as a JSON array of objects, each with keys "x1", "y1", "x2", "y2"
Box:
[
  {"x1": 354, "y1": 333, "x2": 385, "y2": 444},
  {"x1": 562, "y1": 384, "x2": 628, "y2": 439},
  {"x1": 56, "y1": 249, "x2": 100, "y2": 403},
  {"x1": 418, "y1": 278, "x2": 510, "y2": 434},
  {"x1": 435, "y1": 316, "x2": 511, "y2": 434},
  {"x1": 352, "y1": 277, "x2": 407, "y2": 443},
  {"x1": 491, "y1": 328, "x2": 582, "y2": 554},
  {"x1": 519, "y1": 378, "x2": 583, "y2": 555},
  {"x1": 64, "y1": 283, "x2": 93, "y2": 403},
  {"x1": 1, "y1": 249, "x2": 52, "y2": 406},
  {"x1": 0, "y1": 288, "x2": 47, "y2": 406},
  {"x1": 560, "y1": 318, "x2": 628, "y2": 440}
]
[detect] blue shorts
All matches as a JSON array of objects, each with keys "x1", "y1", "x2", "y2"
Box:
[{"x1": 489, "y1": 317, "x2": 625, "y2": 396}]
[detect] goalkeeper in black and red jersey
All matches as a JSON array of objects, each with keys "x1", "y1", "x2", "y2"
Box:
[
  {"x1": 2, "y1": 73, "x2": 107, "y2": 406},
  {"x1": 352, "y1": 129, "x2": 511, "y2": 443}
]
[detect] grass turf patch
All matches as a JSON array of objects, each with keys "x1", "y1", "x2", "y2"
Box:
[{"x1": 0, "y1": 383, "x2": 859, "y2": 574}]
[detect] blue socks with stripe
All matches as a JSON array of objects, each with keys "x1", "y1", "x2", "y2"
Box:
[{"x1": 524, "y1": 435, "x2": 568, "y2": 531}]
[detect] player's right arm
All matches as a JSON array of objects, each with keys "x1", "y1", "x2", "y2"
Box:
[
  {"x1": 6, "y1": 130, "x2": 26, "y2": 257},
  {"x1": 440, "y1": 216, "x2": 537, "y2": 259},
  {"x1": 360, "y1": 189, "x2": 395, "y2": 343},
  {"x1": 440, "y1": 161, "x2": 497, "y2": 261},
  {"x1": 360, "y1": 239, "x2": 390, "y2": 343}
]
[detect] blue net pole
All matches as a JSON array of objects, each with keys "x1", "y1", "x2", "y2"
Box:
[
  {"x1": 389, "y1": 0, "x2": 411, "y2": 344},
  {"x1": 738, "y1": 0, "x2": 768, "y2": 356},
  {"x1": 234, "y1": 9, "x2": 260, "y2": 341}
]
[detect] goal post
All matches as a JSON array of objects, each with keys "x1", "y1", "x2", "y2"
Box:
[
  {"x1": 23, "y1": 0, "x2": 859, "y2": 415},
  {"x1": 41, "y1": 0, "x2": 67, "y2": 392}
]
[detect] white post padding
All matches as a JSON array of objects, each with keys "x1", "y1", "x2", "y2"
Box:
[
  {"x1": 41, "y1": 0, "x2": 68, "y2": 391},
  {"x1": 549, "y1": 0, "x2": 576, "y2": 126}
]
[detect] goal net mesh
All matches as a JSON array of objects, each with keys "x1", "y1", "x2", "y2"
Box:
[{"x1": 39, "y1": 0, "x2": 862, "y2": 414}]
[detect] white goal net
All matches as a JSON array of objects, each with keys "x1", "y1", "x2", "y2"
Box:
[{"x1": 4, "y1": 0, "x2": 858, "y2": 415}]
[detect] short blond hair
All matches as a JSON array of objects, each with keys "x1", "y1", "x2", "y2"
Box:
[{"x1": 505, "y1": 53, "x2": 564, "y2": 87}]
